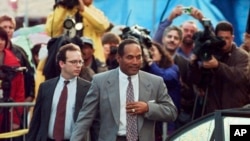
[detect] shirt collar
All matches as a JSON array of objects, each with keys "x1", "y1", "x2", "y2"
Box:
[
  {"x1": 118, "y1": 67, "x2": 138, "y2": 80},
  {"x1": 59, "y1": 75, "x2": 77, "y2": 84}
]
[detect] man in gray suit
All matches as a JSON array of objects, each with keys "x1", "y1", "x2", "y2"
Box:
[
  {"x1": 27, "y1": 43, "x2": 92, "y2": 141},
  {"x1": 71, "y1": 39, "x2": 177, "y2": 141}
]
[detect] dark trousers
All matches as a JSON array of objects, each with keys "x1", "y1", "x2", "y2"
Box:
[
  {"x1": 47, "y1": 138, "x2": 69, "y2": 141},
  {"x1": 116, "y1": 136, "x2": 139, "y2": 141},
  {"x1": 116, "y1": 136, "x2": 127, "y2": 141}
]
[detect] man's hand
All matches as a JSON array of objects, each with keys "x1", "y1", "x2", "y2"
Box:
[
  {"x1": 190, "y1": 7, "x2": 204, "y2": 21},
  {"x1": 202, "y1": 56, "x2": 219, "y2": 69},
  {"x1": 78, "y1": 0, "x2": 84, "y2": 12},
  {"x1": 168, "y1": 6, "x2": 183, "y2": 21},
  {"x1": 126, "y1": 101, "x2": 149, "y2": 115},
  {"x1": 12, "y1": 123, "x2": 20, "y2": 130}
]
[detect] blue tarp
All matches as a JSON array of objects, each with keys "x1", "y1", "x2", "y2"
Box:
[{"x1": 94, "y1": 0, "x2": 250, "y2": 46}]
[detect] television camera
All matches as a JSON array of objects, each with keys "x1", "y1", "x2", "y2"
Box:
[
  {"x1": 121, "y1": 25, "x2": 152, "y2": 48},
  {"x1": 192, "y1": 18, "x2": 226, "y2": 61},
  {"x1": 0, "y1": 65, "x2": 26, "y2": 102}
]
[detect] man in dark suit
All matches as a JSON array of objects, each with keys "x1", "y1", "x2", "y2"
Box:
[
  {"x1": 27, "y1": 43, "x2": 91, "y2": 141},
  {"x1": 70, "y1": 39, "x2": 177, "y2": 141}
]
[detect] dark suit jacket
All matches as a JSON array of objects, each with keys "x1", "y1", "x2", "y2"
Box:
[{"x1": 27, "y1": 77, "x2": 91, "y2": 141}]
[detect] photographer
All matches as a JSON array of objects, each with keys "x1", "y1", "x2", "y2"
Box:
[
  {"x1": 0, "y1": 27, "x2": 25, "y2": 134},
  {"x1": 46, "y1": 0, "x2": 113, "y2": 62},
  {"x1": 101, "y1": 32, "x2": 121, "y2": 70},
  {"x1": 189, "y1": 21, "x2": 250, "y2": 115}
]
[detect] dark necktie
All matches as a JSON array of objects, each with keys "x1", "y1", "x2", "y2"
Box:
[
  {"x1": 53, "y1": 80, "x2": 70, "y2": 140},
  {"x1": 126, "y1": 77, "x2": 138, "y2": 141}
]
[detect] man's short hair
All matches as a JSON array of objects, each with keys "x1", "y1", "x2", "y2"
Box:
[
  {"x1": 56, "y1": 43, "x2": 81, "y2": 64},
  {"x1": 117, "y1": 39, "x2": 140, "y2": 56},
  {"x1": 215, "y1": 21, "x2": 234, "y2": 35},
  {"x1": 180, "y1": 20, "x2": 198, "y2": 32},
  {"x1": 163, "y1": 25, "x2": 183, "y2": 41}
]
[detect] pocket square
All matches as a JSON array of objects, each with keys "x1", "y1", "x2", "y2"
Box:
[{"x1": 148, "y1": 100, "x2": 155, "y2": 103}]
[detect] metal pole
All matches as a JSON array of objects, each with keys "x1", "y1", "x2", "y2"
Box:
[{"x1": 24, "y1": 0, "x2": 28, "y2": 27}]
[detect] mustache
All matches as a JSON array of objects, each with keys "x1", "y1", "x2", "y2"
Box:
[{"x1": 167, "y1": 41, "x2": 176, "y2": 45}]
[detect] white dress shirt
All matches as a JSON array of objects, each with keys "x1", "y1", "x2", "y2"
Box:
[
  {"x1": 117, "y1": 68, "x2": 139, "y2": 136},
  {"x1": 48, "y1": 76, "x2": 77, "y2": 139}
]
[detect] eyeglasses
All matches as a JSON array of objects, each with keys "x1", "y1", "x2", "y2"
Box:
[{"x1": 67, "y1": 60, "x2": 84, "y2": 66}]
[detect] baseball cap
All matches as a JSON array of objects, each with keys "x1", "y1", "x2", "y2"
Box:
[{"x1": 80, "y1": 37, "x2": 93, "y2": 48}]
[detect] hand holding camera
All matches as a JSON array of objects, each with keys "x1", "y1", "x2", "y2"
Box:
[
  {"x1": 202, "y1": 55, "x2": 219, "y2": 69},
  {"x1": 168, "y1": 6, "x2": 204, "y2": 22},
  {"x1": 189, "y1": 7, "x2": 205, "y2": 21},
  {"x1": 168, "y1": 6, "x2": 183, "y2": 21},
  {"x1": 78, "y1": 0, "x2": 85, "y2": 12},
  {"x1": 182, "y1": 7, "x2": 192, "y2": 14}
]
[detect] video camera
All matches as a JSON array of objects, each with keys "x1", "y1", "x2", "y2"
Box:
[
  {"x1": 193, "y1": 18, "x2": 226, "y2": 61},
  {"x1": 0, "y1": 65, "x2": 26, "y2": 102},
  {"x1": 121, "y1": 25, "x2": 152, "y2": 48},
  {"x1": 55, "y1": 0, "x2": 79, "y2": 9}
]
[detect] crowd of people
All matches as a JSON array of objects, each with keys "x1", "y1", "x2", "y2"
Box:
[{"x1": 0, "y1": 0, "x2": 249, "y2": 141}]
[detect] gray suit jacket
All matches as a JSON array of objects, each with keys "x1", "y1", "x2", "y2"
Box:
[
  {"x1": 71, "y1": 68, "x2": 177, "y2": 141},
  {"x1": 27, "y1": 77, "x2": 91, "y2": 141}
]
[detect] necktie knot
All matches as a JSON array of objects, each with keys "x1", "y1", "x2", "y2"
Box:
[
  {"x1": 64, "y1": 80, "x2": 70, "y2": 85},
  {"x1": 128, "y1": 76, "x2": 131, "y2": 81}
]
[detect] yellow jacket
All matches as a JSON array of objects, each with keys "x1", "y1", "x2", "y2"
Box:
[{"x1": 45, "y1": 5, "x2": 111, "y2": 62}]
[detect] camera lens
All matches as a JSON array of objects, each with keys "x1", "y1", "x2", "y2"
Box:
[
  {"x1": 110, "y1": 46, "x2": 118, "y2": 55},
  {"x1": 63, "y1": 18, "x2": 75, "y2": 29}
]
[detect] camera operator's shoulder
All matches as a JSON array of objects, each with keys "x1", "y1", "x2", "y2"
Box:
[
  {"x1": 237, "y1": 47, "x2": 250, "y2": 56},
  {"x1": 229, "y1": 46, "x2": 250, "y2": 64},
  {"x1": 233, "y1": 46, "x2": 250, "y2": 59}
]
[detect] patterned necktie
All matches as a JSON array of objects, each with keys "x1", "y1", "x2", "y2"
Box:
[
  {"x1": 53, "y1": 80, "x2": 70, "y2": 140},
  {"x1": 126, "y1": 77, "x2": 138, "y2": 141}
]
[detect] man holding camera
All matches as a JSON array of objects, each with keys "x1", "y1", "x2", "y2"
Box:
[
  {"x1": 154, "y1": 5, "x2": 204, "y2": 59},
  {"x1": 46, "y1": 0, "x2": 113, "y2": 62},
  {"x1": 189, "y1": 21, "x2": 250, "y2": 114},
  {"x1": 153, "y1": 6, "x2": 205, "y2": 129}
]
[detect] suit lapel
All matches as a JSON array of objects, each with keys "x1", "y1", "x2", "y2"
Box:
[
  {"x1": 138, "y1": 71, "x2": 151, "y2": 131},
  {"x1": 45, "y1": 78, "x2": 59, "y2": 108},
  {"x1": 107, "y1": 69, "x2": 120, "y2": 125},
  {"x1": 74, "y1": 78, "x2": 89, "y2": 121},
  {"x1": 44, "y1": 78, "x2": 59, "y2": 126}
]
